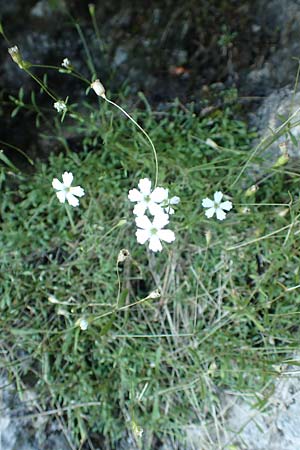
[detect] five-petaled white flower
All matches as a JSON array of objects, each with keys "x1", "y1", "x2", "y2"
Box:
[
  {"x1": 54, "y1": 100, "x2": 67, "y2": 113},
  {"x1": 128, "y1": 178, "x2": 168, "y2": 217},
  {"x1": 61, "y1": 58, "x2": 71, "y2": 69},
  {"x1": 162, "y1": 195, "x2": 180, "y2": 215},
  {"x1": 202, "y1": 191, "x2": 232, "y2": 220},
  {"x1": 52, "y1": 172, "x2": 85, "y2": 207},
  {"x1": 135, "y1": 213, "x2": 175, "y2": 252}
]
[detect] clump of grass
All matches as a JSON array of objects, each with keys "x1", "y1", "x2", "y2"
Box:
[
  {"x1": 2, "y1": 6, "x2": 300, "y2": 448},
  {"x1": 2, "y1": 92, "x2": 300, "y2": 448}
]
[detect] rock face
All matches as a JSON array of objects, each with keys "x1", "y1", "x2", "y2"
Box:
[
  {"x1": 0, "y1": 375, "x2": 71, "y2": 450},
  {"x1": 221, "y1": 369, "x2": 300, "y2": 450},
  {"x1": 245, "y1": 0, "x2": 300, "y2": 95},
  {"x1": 250, "y1": 88, "x2": 300, "y2": 168}
]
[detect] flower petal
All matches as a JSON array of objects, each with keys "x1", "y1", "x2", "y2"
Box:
[
  {"x1": 151, "y1": 187, "x2": 168, "y2": 203},
  {"x1": 66, "y1": 192, "x2": 79, "y2": 207},
  {"x1": 133, "y1": 202, "x2": 147, "y2": 216},
  {"x1": 158, "y1": 229, "x2": 175, "y2": 243},
  {"x1": 149, "y1": 235, "x2": 162, "y2": 252},
  {"x1": 148, "y1": 202, "x2": 164, "y2": 216},
  {"x1": 135, "y1": 215, "x2": 152, "y2": 230},
  {"x1": 138, "y1": 178, "x2": 151, "y2": 195},
  {"x1": 56, "y1": 190, "x2": 66, "y2": 203},
  {"x1": 153, "y1": 213, "x2": 169, "y2": 229},
  {"x1": 62, "y1": 172, "x2": 73, "y2": 187},
  {"x1": 214, "y1": 191, "x2": 223, "y2": 203},
  {"x1": 204, "y1": 207, "x2": 215, "y2": 218},
  {"x1": 202, "y1": 198, "x2": 214, "y2": 208},
  {"x1": 70, "y1": 186, "x2": 85, "y2": 197},
  {"x1": 128, "y1": 188, "x2": 143, "y2": 202},
  {"x1": 170, "y1": 196, "x2": 180, "y2": 205},
  {"x1": 52, "y1": 178, "x2": 64, "y2": 191},
  {"x1": 216, "y1": 207, "x2": 226, "y2": 220},
  {"x1": 220, "y1": 200, "x2": 232, "y2": 211},
  {"x1": 136, "y1": 229, "x2": 149, "y2": 245}
]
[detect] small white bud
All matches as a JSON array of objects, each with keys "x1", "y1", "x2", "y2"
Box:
[
  {"x1": 54, "y1": 100, "x2": 67, "y2": 113},
  {"x1": 245, "y1": 184, "x2": 258, "y2": 197},
  {"x1": 48, "y1": 295, "x2": 59, "y2": 304},
  {"x1": 205, "y1": 229, "x2": 212, "y2": 245},
  {"x1": 147, "y1": 289, "x2": 161, "y2": 299},
  {"x1": 8, "y1": 45, "x2": 25, "y2": 68},
  {"x1": 205, "y1": 138, "x2": 218, "y2": 149},
  {"x1": 279, "y1": 141, "x2": 288, "y2": 154},
  {"x1": 277, "y1": 208, "x2": 289, "y2": 217},
  {"x1": 91, "y1": 79, "x2": 106, "y2": 98},
  {"x1": 61, "y1": 58, "x2": 71, "y2": 69},
  {"x1": 117, "y1": 249, "x2": 130, "y2": 263},
  {"x1": 132, "y1": 421, "x2": 143, "y2": 439},
  {"x1": 77, "y1": 318, "x2": 88, "y2": 330}
]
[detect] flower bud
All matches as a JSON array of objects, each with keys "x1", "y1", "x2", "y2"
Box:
[
  {"x1": 88, "y1": 3, "x2": 95, "y2": 16},
  {"x1": 8, "y1": 46, "x2": 24, "y2": 68},
  {"x1": 205, "y1": 138, "x2": 218, "y2": 149},
  {"x1": 279, "y1": 141, "x2": 288, "y2": 154},
  {"x1": 245, "y1": 184, "x2": 258, "y2": 197},
  {"x1": 61, "y1": 58, "x2": 71, "y2": 69},
  {"x1": 54, "y1": 100, "x2": 67, "y2": 113},
  {"x1": 205, "y1": 229, "x2": 212, "y2": 245},
  {"x1": 273, "y1": 153, "x2": 289, "y2": 168},
  {"x1": 91, "y1": 79, "x2": 106, "y2": 98},
  {"x1": 117, "y1": 249, "x2": 130, "y2": 263},
  {"x1": 147, "y1": 289, "x2": 161, "y2": 299},
  {"x1": 77, "y1": 318, "x2": 88, "y2": 331}
]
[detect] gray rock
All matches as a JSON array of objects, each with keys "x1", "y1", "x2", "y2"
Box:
[
  {"x1": 247, "y1": 0, "x2": 300, "y2": 93},
  {"x1": 250, "y1": 88, "x2": 300, "y2": 170},
  {"x1": 0, "y1": 375, "x2": 71, "y2": 450}
]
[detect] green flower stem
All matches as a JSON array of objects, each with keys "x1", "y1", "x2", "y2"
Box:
[
  {"x1": 65, "y1": 204, "x2": 76, "y2": 234},
  {"x1": 31, "y1": 64, "x2": 91, "y2": 85},
  {"x1": 24, "y1": 68, "x2": 57, "y2": 101},
  {"x1": 104, "y1": 97, "x2": 159, "y2": 188}
]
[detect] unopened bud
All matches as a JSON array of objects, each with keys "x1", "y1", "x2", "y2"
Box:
[
  {"x1": 205, "y1": 229, "x2": 212, "y2": 245},
  {"x1": 48, "y1": 295, "x2": 59, "y2": 304},
  {"x1": 8, "y1": 46, "x2": 28, "y2": 69},
  {"x1": 205, "y1": 138, "x2": 218, "y2": 149},
  {"x1": 277, "y1": 208, "x2": 289, "y2": 217},
  {"x1": 61, "y1": 58, "x2": 71, "y2": 69},
  {"x1": 132, "y1": 421, "x2": 143, "y2": 439},
  {"x1": 88, "y1": 3, "x2": 95, "y2": 16},
  {"x1": 91, "y1": 79, "x2": 106, "y2": 98},
  {"x1": 147, "y1": 289, "x2": 161, "y2": 299},
  {"x1": 279, "y1": 141, "x2": 288, "y2": 154},
  {"x1": 117, "y1": 249, "x2": 130, "y2": 263},
  {"x1": 77, "y1": 317, "x2": 88, "y2": 330},
  {"x1": 241, "y1": 206, "x2": 250, "y2": 214},
  {"x1": 245, "y1": 184, "x2": 258, "y2": 197},
  {"x1": 273, "y1": 153, "x2": 289, "y2": 168}
]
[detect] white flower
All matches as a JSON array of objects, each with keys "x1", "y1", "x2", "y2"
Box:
[
  {"x1": 54, "y1": 100, "x2": 67, "y2": 113},
  {"x1": 128, "y1": 178, "x2": 168, "y2": 216},
  {"x1": 91, "y1": 79, "x2": 106, "y2": 98},
  {"x1": 202, "y1": 191, "x2": 232, "y2": 220},
  {"x1": 52, "y1": 171, "x2": 85, "y2": 207},
  {"x1": 61, "y1": 58, "x2": 71, "y2": 68},
  {"x1": 77, "y1": 318, "x2": 88, "y2": 331},
  {"x1": 162, "y1": 195, "x2": 180, "y2": 215},
  {"x1": 135, "y1": 214, "x2": 175, "y2": 252}
]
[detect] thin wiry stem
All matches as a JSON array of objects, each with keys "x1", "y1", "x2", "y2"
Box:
[{"x1": 104, "y1": 97, "x2": 159, "y2": 188}]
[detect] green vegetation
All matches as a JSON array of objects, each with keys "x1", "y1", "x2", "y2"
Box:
[{"x1": 2, "y1": 85, "x2": 300, "y2": 448}]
